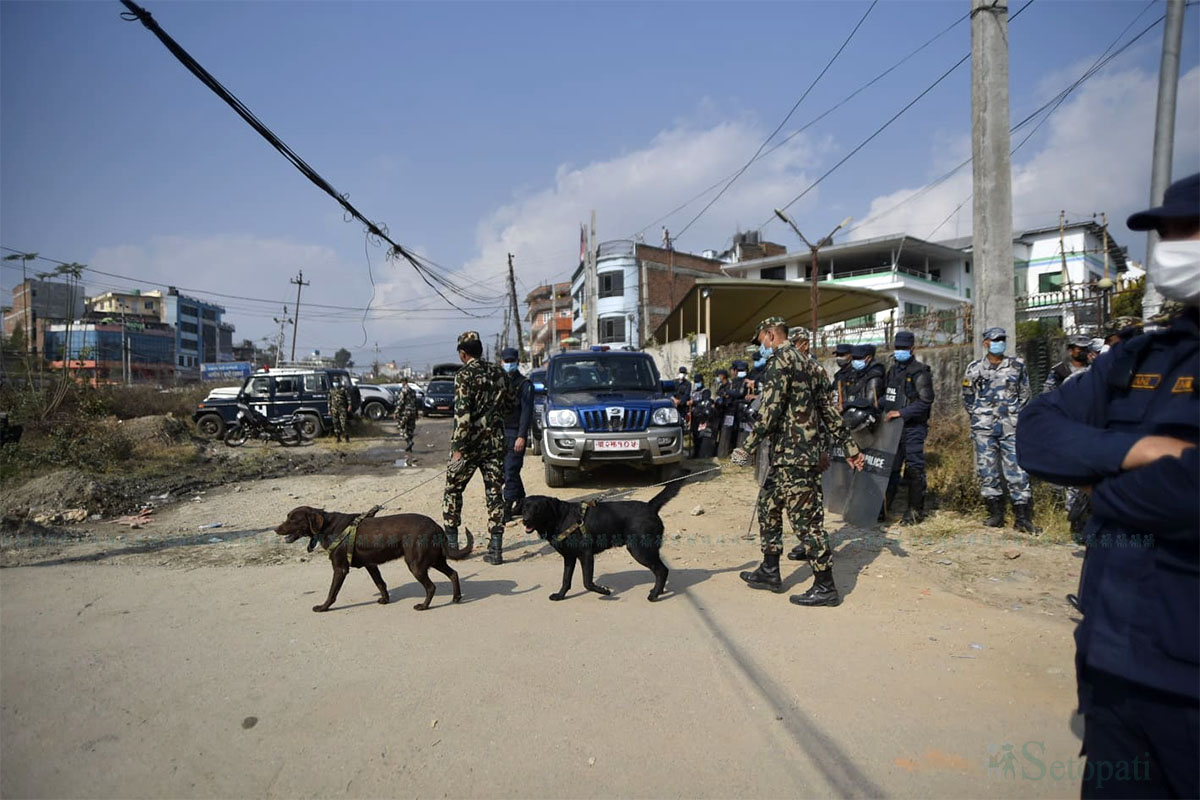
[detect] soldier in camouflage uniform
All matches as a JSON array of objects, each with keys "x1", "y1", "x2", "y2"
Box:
[
  {"x1": 731, "y1": 317, "x2": 865, "y2": 607},
  {"x1": 442, "y1": 331, "x2": 510, "y2": 564},
  {"x1": 962, "y1": 326, "x2": 1039, "y2": 533},
  {"x1": 328, "y1": 380, "x2": 351, "y2": 443},
  {"x1": 393, "y1": 375, "x2": 418, "y2": 451}
]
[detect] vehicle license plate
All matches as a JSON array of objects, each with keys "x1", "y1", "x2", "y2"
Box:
[{"x1": 595, "y1": 440, "x2": 639, "y2": 451}]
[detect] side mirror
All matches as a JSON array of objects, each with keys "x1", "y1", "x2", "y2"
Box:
[{"x1": 533, "y1": 382, "x2": 546, "y2": 394}]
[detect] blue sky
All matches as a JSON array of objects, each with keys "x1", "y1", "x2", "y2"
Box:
[{"x1": 2, "y1": 0, "x2": 1197, "y2": 368}]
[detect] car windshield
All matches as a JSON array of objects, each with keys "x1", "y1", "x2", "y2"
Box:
[
  {"x1": 428, "y1": 381, "x2": 454, "y2": 394},
  {"x1": 550, "y1": 357, "x2": 657, "y2": 392}
]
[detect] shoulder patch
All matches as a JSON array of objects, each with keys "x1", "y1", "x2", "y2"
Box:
[
  {"x1": 1130, "y1": 373, "x2": 1162, "y2": 390},
  {"x1": 962, "y1": 379, "x2": 971, "y2": 387},
  {"x1": 1171, "y1": 376, "x2": 1195, "y2": 394}
]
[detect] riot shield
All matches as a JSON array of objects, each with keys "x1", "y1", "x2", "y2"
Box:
[{"x1": 823, "y1": 418, "x2": 903, "y2": 527}]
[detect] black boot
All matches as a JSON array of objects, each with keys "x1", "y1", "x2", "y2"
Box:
[
  {"x1": 739, "y1": 552, "x2": 783, "y2": 592},
  {"x1": 443, "y1": 525, "x2": 459, "y2": 549},
  {"x1": 790, "y1": 569, "x2": 841, "y2": 607},
  {"x1": 1012, "y1": 501, "x2": 1042, "y2": 535},
  {"x1": 983, "y1": 497, "x2": 1005, "y2": 527},
  {"x1": 502, "y1": 500, "x2": 514, "y2": 524},
  {"x1": 786, "y1": 544, "x2": 806, "y2": 561},
  {"x1": 511, "y1": 497, "x2": 524, "y2": 519},
  {"x1": 482, "y1": 530, "x2": 504, "y2": 565},
  {"x1": 902, "y1": 469, "x2": 926, "y2": 525}
]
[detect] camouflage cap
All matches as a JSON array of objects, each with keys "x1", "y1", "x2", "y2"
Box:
[
  {"x1": 457, "y1": 330, "x2": 481, "y2": 348},
  {"x1": 789, "y1": 327, "x2": 809, "y2": 342},
  {"x1": 750, "y1": 315, "x2": 787, "y2": 342}
]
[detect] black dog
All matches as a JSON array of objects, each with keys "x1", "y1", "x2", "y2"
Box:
[
  {"x1": 275, "y1": 506, "x2": 474, "y2": 611},
  {"x1": 522, "y1": 480, "x2": 683, "y2": 601}
]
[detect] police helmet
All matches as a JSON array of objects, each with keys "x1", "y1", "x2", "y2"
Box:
[{"x1": 841, "y1": 407, "x2": 876, "y2": 432}]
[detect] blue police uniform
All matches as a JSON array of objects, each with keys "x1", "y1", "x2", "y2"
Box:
[
  {"x1": 883, "y1": 331, "x2": 934, "y2": 523},
  {"x1": 1017, "y1": 307, "x2": 1198, "y2": 798},
  {"x1": 499, "y1": 347, "x2": 533, "y2": 519}
]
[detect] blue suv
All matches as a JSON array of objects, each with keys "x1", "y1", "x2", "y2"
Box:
[{"x1": 537, "y1": 349, "x2": 682, "y2": 487}]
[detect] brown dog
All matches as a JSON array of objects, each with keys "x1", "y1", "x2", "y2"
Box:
[{"x1": 275, "y1": 506, "x2": 473, "y2": 611}]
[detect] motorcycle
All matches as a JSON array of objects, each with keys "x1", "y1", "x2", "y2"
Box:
[{"x1": 223, "y1": 403, "x2": 308, "y2": 447}]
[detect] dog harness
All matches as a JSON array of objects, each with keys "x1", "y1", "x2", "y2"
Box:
[
  {"x1": 330, "y1": 505, "x2": 381, "y2": 566},
  {"x1": 553, "y1": 500, "x2": 597, "y2": 543}
]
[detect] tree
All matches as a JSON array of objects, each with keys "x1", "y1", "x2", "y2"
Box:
[
  {"x1": 333, "y1": 347, "x2": 354, "y2": 368},
  {"x1": 1110, "y1": 276, "x2": 1144, "y2": 320}
]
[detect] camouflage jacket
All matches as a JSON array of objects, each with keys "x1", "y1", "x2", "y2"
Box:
[
  {"x1": 743, "y1": 342, "x2": 860, "y2": 465},
  {"x1": 395, "y1": 385, "x2": 418, "y2": 418},
  {"x1": 328, "y1": 385, "x2": 350, "y2": 414},
  {"x1": 449, "y1": 357, "x2": 508, "y2": 457},
  {"x1": 962, "y1": 355, "x2": 1031, "y2": 432}
]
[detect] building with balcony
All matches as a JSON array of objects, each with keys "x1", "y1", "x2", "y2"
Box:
[
  {"x1": 570, "y1": 240, "x2": 725, "y2": 349},
  {"x1": 154, "y1": 288, "x2": 228, "y2": 377},
  {"x1": 525, "y1": 281, "x2": 573, "y2": 365},
  {"x1": 89, "y1": 289, "x2": 164, "y2": 321},
  {"x1": 723, "y1": 233, "x2": 974, "y2": 343}
]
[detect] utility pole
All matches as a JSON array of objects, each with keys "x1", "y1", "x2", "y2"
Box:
[
  {"x1": 549, "y1": 282, "x2": 558, "y2": 358},
  {"x1": 507, "y1": 253, "x2": 525, "y2": 362},
  {"x1": 774, "y1": 210, "x2": 851, "y2": 347},
  {"x1": 273, "y1": 305, "x2": 293, "y2": 368},
  {"x1": 971, "y1": 0, "x2": 1016, "y2": 350},
  {"x1": 586, "y1": 211, "x2": 598, "y2": 347},
  {"x1": 289, "y1": 271, "x2": 309, "y2": 363},
  {"x1": 1142, "y1": 0, "x2": 1186, "y2": 321}
]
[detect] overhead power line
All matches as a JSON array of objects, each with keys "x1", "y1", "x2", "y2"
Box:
[
  {"x1": 117, "y1": 0, "x2": 487, "y2": 316},
  {"x1": 671, "y1": 0, "x2": 879, "y2": 242},
  {"x1": 758, "y1": 0, "x2": 1038, "y2": 232}
]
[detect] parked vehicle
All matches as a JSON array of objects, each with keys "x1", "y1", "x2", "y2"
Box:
[
  {"x1": 529, "y1": 368, "x2": 546, "y2": 456},
  {"x1": 538, "y1": 348, "x2": 682, "y2": 488},
  {"x1": 351, "y1": 380, "x2": 396, "y2": 421},
  {"x1": 192, "y1": 367, "x2": 354, "y2": 438},
  {"x1": 431, "y1": 362, "x2": 462, "y2": 379},
  {"x1": 223, "y1": 402, "x2": 308, "y2": 447},
  {"x1": 421, "y1": 379, "x2": 455, "y2": 416}
]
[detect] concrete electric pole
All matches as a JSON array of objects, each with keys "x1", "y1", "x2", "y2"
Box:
[
  {"x1": 289, "y1": 271, "x2": 310, "y2": 363},
  {"x1": 507, "y1": 253, "x2": 525, "y2": 361},
  {"x1": 970, "y1": 0, "x2": 1016, "y2": 350},
  {"x1": 1142, "y1": 0, "x2": 1186, "y2": 321}
]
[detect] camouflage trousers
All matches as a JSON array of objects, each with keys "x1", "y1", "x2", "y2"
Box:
[
  {"x1": 330, "y1": 407, "x2": 349, "y2": 440},
  {"x1": 396, "y1": 411, "x2": 416, "y2": 441},
  {"x1": 971, "y1": 428, "x2": 1032, "y2": 503},
  {"x1": 442, "y1": 453, "x2": 505, "y2": 535},
  {"x1": 756, "y1": 465, "x2": 831, "y2": 572}
]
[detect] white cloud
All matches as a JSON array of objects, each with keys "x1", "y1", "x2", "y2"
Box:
[{"x1": 852, "y1": 64, "x2": 1200, "y2": 243}]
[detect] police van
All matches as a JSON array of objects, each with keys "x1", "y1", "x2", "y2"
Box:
[
  {"x1": 537, "y1": 347, "x2": 683, "y2": 487},
  {"x1": 192, "y1": 367, "x2": 355, "y2": 439}
]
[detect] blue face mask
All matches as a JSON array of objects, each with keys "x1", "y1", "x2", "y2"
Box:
[
  {"x1": 851, "y1": 359, "x2": 867, "y2": 371},
  {"x1": 759, "y1": 346, "x2": 774, "y2": 359},
  {"x1": 736, "y1": 371, "x2": 747, "y2": 379},
  {"x1": 753, "y1": 358, "x2": 767, "y2": 369},
  {"x1": 894, "y1": 349, "x2": 912, "y2": 362},
  {"x1": 502, "y1": 362, "x2": 518, "y2": 373},
  {"x1": 988, "y1": 340, "x2": 1007, "y2": 356}
]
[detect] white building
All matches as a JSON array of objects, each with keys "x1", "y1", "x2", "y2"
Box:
[{"x1": 723, "y1": 233, "x2": 974, "y2": 343}]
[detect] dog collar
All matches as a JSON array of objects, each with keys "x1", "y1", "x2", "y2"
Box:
[
  {"x1": 329, "y1": 506, "x2": 381, "y2": 566},
  {"x1": 553, "y1": 500, "x2": 598, "y2": 543}
]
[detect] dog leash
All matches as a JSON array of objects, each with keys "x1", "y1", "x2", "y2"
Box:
[
  {"x1": 569, "y1": 464, "x2": 724, "y2": 505},
  {"x1": 373, "y1": 468, "x2": 448, "y2": 511}
]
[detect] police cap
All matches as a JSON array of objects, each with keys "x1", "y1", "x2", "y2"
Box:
[
  {"x1": 1127, "y1": 173, "x2": 1200, "y2": 231},
  {"x1": 1067, "y1": 335, "x2": 1090, "y2": 349},
  {"x1": 850, "y1": 344, "x2": 874, "y2": 359},
  {"x1": 893, "y1": 330, "x2": 915, "y2": 349},
  {"x1": 731, "y1": 359, "x2": 748, "y2": 371},
  {"x1": 833, "y1": 342, "x2": 852, "y2": 355},
  {"x1": 500, "y1": 347, "x2": 519, "y2": 361},
  {"x1": 982, "y1": 326, "x2": 1007, "y2": 341}
]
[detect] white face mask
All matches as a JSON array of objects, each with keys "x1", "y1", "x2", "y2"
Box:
[{"x1": 1151, "y1": 239, "x2": 1200, "y2": 305}]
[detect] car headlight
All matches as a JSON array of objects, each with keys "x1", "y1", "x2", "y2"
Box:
[
  {"x1": 652, "y1": 407, "x2": 679, "y2": 426},
  {"x1": 547, "y1": 409, "x2": 578, "y2": 428},
  {"x1": 424, "y1": 398, "x2": 433, "y2": 406}
]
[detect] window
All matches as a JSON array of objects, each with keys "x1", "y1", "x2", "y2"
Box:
[
  {"x1": 903, "y1": 302, "x2": 927, "y2": 316},
  {"x1": 541, "y1": 311, "x2": 550, "y2": 323},
  {"x1": 248, "y1": 377, "x2": 271, "y2": 397},
  {"x1": 201, "y1": 309, "x2": 217, "y2": 321},
  {"x1": 144, "y1": 301, "x2": 154, "y2": 310},
  {"x1": 598, "y1": 271, "x2": 624, "y2": 298},
  {"x1": 304, "y1": 374, "x2": 328, "y2": 392},
  {"x1": 1038, "y1": 272, "x2": 1064, "y2": 293},
  {"x1": 965, "y1": 287, "x2": 972, "y2": 299},
  {"x1": 559, "y1": 309, "x2": 570, "y2": 318},
  {"x1": 760, "y1": 266, "x2": 786, "y2": 281},
  {"x1": 180, "y1": 322, "x2": 198, "y2": 334},
  {"x1": 275, "y1": 377, "x2": 300, "y2": 395},
  {"x1": 964, "y1": 260, "x2": 971, "y2": 274},
  {"x1": 180, "y1": 305, "x2": 197, "y2": 317},
  {"x1": 599, "y1": 316, "x2": 626, "y2": 343},
  {"x1": 844, "y1": 314, "x2": 874, "y2": 329}
]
